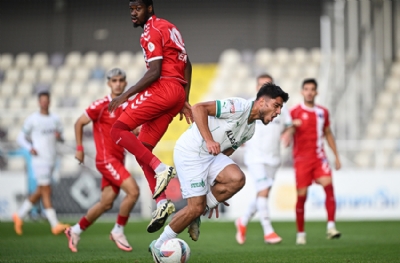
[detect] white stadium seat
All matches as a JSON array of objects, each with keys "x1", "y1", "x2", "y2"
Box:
[
  {"x1": 310, "y1": 48, "x2": 321, "y2": 64},
  {"x1": 38, "y1": 67, "x2": 55, "y2": 83},
  {"x1": 354, "y1": 152, "x2": 371, "y2": 167},
  {"x1": 385, "y1": 123, "x2": 400, "y2": 139},
  {"x1": 21, "y1": 68, "x2": 37, "y2": 82},
  {"x1": 51, "y1": 81, "x2": 67, "y2": 97},
  {"x1": 82, "y1": 51, "x2": 99, "y2": 68},
  {"x1": 377, "y1": 92, "x2": 393, "y2": 107},
  {"x1": 4, "y1": 68, "x2": 20, "y2": 82},
  {"x1": 100, "y1": 51, "x2": 116, "y2": 69},
  {"x1": 219, "y1": 49, "x2": 241, "y2": 66},
  {"x1": 274, "y1": 48, "x2": 290, "y2": 65},
  {"x1": 292, "y1": 48, "x2": 308, "y2": 64},
  {"x1": 118, "y1": 51, "x2": 134, "y2": 68},
  {"x1": 69, "y1": 80, "x2": 85, "y2": 97},
  {"x1": 372, "y1": 108, "x2": 389, "y2": 123},
  {"x1": 365, "y1": 123, "x2": 383, "y2": 138},
  {"x1": 56, "y1": 66, "x2": 72, "y2": 82},
  {"x1": 73, "y1": 67, "x2": 90, "y2": 81},
  {"x1": 25, "y1": 97, "x2": 38, "y2": 109},
  {"x1": 385, "y1": 77, "x2": 399, "y2": 93},
  {"x1": 391, "y1": 153, "x2": 400, "y2": 168},
  {"x1": 86, "y1": 80, "x2": 103, "y2": 96},
  {"x1": 15, "y1": 52, "x2": 31, "y2": 68},
  {"x1": 8, "y1": 97, "x2": 24, "y2": 109},
  {"x1": 65, "y1": 51, "x2": 82, "y2": 68},
  {"x1": 16, "y1": 82, "x2": 34, "y2": 97},
  {"x1": 254, "y1": 48, "x2": 273, "y2": 67},
  {"x1": 0, "y1": 81, "x2": 16, "y2": 97},
  {"x1": 31, "y1": 52, "x2": 48, "y2": 68},
  {"x1": 0, "y1": 53, "x2": 13, "y2": 69}
]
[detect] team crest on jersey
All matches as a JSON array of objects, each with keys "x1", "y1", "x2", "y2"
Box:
[
  {"x1": 229, "y1": 100, "x2": 236, "y2": 113},
  {"x1": 109, "y1": 111, "x2": 115, "y2": 118},
  {"x1": 301, "y1": 112, "x2": 309, "y2": 120},
  {"x1": 148, "y1": 42, "x2": 155, "y2": 52}
]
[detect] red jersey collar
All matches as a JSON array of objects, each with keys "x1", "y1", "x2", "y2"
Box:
[{"x1": 300, "y1": 102, "x2": 316, "y2": 112}]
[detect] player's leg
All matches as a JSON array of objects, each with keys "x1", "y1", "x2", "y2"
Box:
[
  {"x1": 110, "y1": 83, "x2": 185, "y2": 199},
  {"x1": 314, "y1": 159, "x2": 340, "y2": 239},
  {"x1": 110, "y1": 175, "x2": 140, "y2": 252},
  {"x1": 294, "y1": 160, "x2": 313, "y2": 245},
  {"x1": 136, "y1": 140, "x2": 174, "y2": 233},
  {"x1": 12, "y1": 187, "x2": 41, "y2": 235},
  {"x1": 66, "y1": 185, "x2": 118, "y2": 252}
]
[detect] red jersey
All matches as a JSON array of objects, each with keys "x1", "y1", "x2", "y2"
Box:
[
  {"x1": 85, "y1": 95, "x2": 126, "y2": 163},
  {"x1": 140, "y1": 15, "x2": 188, "y2": 84},
  {"x1": 290, "y1": 103, "x2": 330, "y2": 160}
]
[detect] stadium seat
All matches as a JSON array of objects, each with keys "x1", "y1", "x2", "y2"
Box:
[
  {"x1": 0, "y1": 81, "x2": 16, "y2": 97},
  {"x1": 392, "y1": 107, "x2": 400, "y2": 121},
  {"x1": 6, "y1": 157, "x2": 25, "y2": 171},
  {"x1": 391, "y1": 153, "x2": 400, "y2": 168},
  {"x1": 4, "y1": 68, "x2": 20, "y2": 82},
  {"x1": 73, "y1": 67, "x2": 90, "y2": 81},
  {"x1": 8, "y1": 97, "x2": 24, "y2": 109},
  {"x1": 25, "y1": 97, "x2": 38, "y2": 109},
  {"x1": 354, "y1": 152, "x2": 371, "y2": 167},
  {"x1": 377, "y1": 92, "x2": 393, "y2": 107},
  {"x1": 65, "y1": 51, "x2": 82, "y2": 68},
  {"x1": 16, "y1": 82, "x2": 34, "y2": 97},
  {"x1": 365, "y1": 123, "x2": 383, "y2": 138},
  {"x1": 56, "y1": 66, "x2": 72, "y2": 82},
  {"x1": 254, "y1": 48, "x2": 273, "y2": 68},
  {"x1": 118, "y1": 51, "x2": 134, "y2": 68},
  {"x1": 31, "y1": 52, "x2": 48, "y2": 68},
  {"x1": 310, "y1": 48, "x2": 321, "y2": 64},
  {"x1": 82, "y1": 51, "x2": 99, "y2": 68},
  {"x1": 0, "y1": 53, "x2": 13, "y2": 70},
  {"x1": 0, "y1": 97, "x2": 7, "y2": 109},
  {"x1": 38, "y1": 66, "x2": 55, "y2": 83},
  {"x1": 385, "y1": 77, "x2": 399, "y2": 93},
  {"x1": 100, "y1": 51, "x2": 116, "y2": 69},
  {"x1": 69, "y1": 80, "x2": 85, "y2": 97},
  {"x1": 390, "y1": 62, "x2": 400, "y2": 77},
  {"x1": 51, "y1": 81, "x2": 67, "y2": 97},
  {"x1": 274, "y1": 48, "x2": 290, "y2": 65},
  {"x1": 86, "y1": 80, "x2": 103, "y2": 96},
  {"x1": 292, "y1": 48, "x2": 308, "y2": 65},
  {"x1": 15, "y1": 53, "x2": 31, "y2": 68},
  {"x1": 372, "y1": 108, "x2": 388, "y2": 123},
  {"x1": 303, "y1": 65, "x2": 319, "y2": 79},
  {"x1": 21, "y1": 68, "x2": 37, "y2": 83},
  {"x1": 219, "y1": 49, "x2": 241, "y2": 66},
  {"x1": 385, "y1": 123, "x2": 400, "y2": 139},
  {"x1": 49, "y1": 52, "x2": 64, "y2": 68}
]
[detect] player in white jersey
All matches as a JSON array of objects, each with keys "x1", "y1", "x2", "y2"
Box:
[
  {"x1": 235, "y1": 74, "x2": 294, "y2": 245},
  {"x1": 13, "y1": 91, "x2": 69, "y2": 235},
  {"x1": 149, "y1": 83, "x2": 289, "y2": 262}
]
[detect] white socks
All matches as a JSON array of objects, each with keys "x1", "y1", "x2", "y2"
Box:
[
  {"x1": 17, "y1": 199, "x2": 33, "y2": 218},
  {"x1": 155, "y1": 225, "x2": 177, "y2": 249},
  {"x1": 111, "y1": 223, "x2": 124, "y2": 235},
  {"x1": 206, "y1": 192, "x2": 219, "y2": 210},
  {"x1": 327, "y1": 221, "x2": 336, "y2": 230},
  {"x1": 257, "y1": 196, "x2": 274, "y2": 235},
  {"x1": 44, "y1": 208, "x2": 59, "y2": 228},
  {"x1": 157, "y1": 199, "x2": 167, "y2": 209},
  {"x1": 71, "y1": 224, "x2": 83, "y2": 235},
  {"x1": 241, "y1": 199, "x2": 257, "y2": 226},
  {"x1": 154, "y1": 163, "x2": 167, "y2": 174}
]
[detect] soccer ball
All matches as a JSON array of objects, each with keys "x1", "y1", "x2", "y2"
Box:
[{"x1": 159, "y1": 238, "x2": 191, "y2": 263}]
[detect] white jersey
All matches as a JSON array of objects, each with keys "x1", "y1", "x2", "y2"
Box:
[
  {"x1": 175, "y1": 98, "x2": 256, "y2": 156},
  {"x1": 244, "y1": 104, "x2": 292, "y2": 166},
  {"x1": 17, "y1": 112, "x2": 63, "y2": 166}
]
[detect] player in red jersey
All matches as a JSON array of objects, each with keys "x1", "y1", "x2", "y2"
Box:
[
  {"x1": 65, "y1": 68, "x2": 140, "y2": 253},
  {"x1": 108, "y1": 0, "x2": 193, "y2": 233},
  {"x1": 290, "y1": 78, "x2": 341, "y2": 245}
]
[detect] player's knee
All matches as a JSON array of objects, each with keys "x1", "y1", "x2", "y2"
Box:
[
  {"x1": 188, "y1": 203, "x2": 207, "y2": 218},
  {"x1": 231, "y1": 172, "x2": 246, "y2": 191},
  {"x1": 103, "y1": 202, "x2": 114, "y2": 211},
  {"x1": 126, "y1": 188, "x2": 140, "y2": 201}
]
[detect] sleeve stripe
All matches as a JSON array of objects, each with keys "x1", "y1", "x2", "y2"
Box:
[
  {"x1": 147, "y1": 56, "x2": 163, "y2": 62},
  {"x1": 216, "y1": 100, "x2": 221, "y2": 118}
]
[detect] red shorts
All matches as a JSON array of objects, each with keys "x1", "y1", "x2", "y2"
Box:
[
  {"x1": 96, "y1": 158, "x2": 131, "y2": 194},
  {"x1": 294, "y1": 156, "x2": 332, "y2": 189},
  {"x1": 118, "y1": 79, "x2": 186, "y2": 147}
]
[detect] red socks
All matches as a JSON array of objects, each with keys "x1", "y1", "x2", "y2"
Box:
[
  {"x1": 117, "y1": 214, "x2": 129, "y2": 226},
  {"x1": 324, "y1": 184, "x2": 336, "y2": 222},
  {"x1": 110, "y1": 121, "x2": 161, "y2": 170},
  {"x1": 78, "y1": 217, "x2": 92, "y2": 230},
  {"x1": 296, "y1": 195, "x2": 306, "y2": 232}
]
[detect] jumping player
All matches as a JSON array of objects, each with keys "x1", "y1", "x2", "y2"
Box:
[
  {"x1": 290, "y1": 78, "x2": 341, "y2": 245},
  {"x1": 108, "y1": 0, "x2": 192, "y2": 233},
  {"x1": 64, "y1": 68, "x2": 140, "y2": 252},
  {"x1": 149, "y1": 84, "x2": 289, "y2": 262}
]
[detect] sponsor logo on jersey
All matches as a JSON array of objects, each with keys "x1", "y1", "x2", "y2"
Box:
[
  {"x1": 229, "y1": 100, "x2": 236, "y2": 113},
  {"x1": 301, "y1": 112, "x2": 308, "y2": 120},
  {"x1": 226, "y1": 130, "x2": 240, "y2": 150}
]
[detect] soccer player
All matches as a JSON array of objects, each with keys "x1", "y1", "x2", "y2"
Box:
[
  {"x1": 64, "y1": 68, "x2": 140, "y2": 253},
  {"x1": 108, "y1": 0, "x2": 192, "y2": 233},
  {"x1": 290, "y1": 78, "x2": 341, "y2": 245},
  {"x1": 149, "y1": 83, "x2": 289, "y2": 262},
  {"x1": 235, "y1": 74, "x2": 294, "y2": 245},
  {"x1": 13, "y1": 91, "x2": 69, "y2": 235}
]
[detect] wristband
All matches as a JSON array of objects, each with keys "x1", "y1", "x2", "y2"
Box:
[{"x1": 76, "y1": 145, "x2": 84, "y2": 151}]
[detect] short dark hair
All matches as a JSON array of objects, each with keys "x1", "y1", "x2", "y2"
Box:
[
  {"x1": 302, "y1": 78, "x2": 318, "y2": 89},
  {"x1": 256, "y1": 83, "x2": 289, "y2": 103},
  {"x1": 130, "y1": 0, "x2": 153, "y2": 7},
  {"x1": 257, "y1": 73, "x2": 274, "y2": 83},
  {"x1": 37, "y1": 90, "x2": 50, "y2": 99}
]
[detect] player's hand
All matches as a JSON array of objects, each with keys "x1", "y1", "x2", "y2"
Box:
[
  {"x1": 30, "y1": 148, "x2": 38, "y2": 155},
  {"x1": 179, "y1": 101, "x2": 193, "y2": 124},
  {"x1": 335, "y1": 157, "x2": 341, "y2": 170},
  {"x1": 55, "y1": 132, "x2": 65, "y2": 143},
  {"x1": 108, "y1": 95, "x2": 127, "y2": 113},
  {"x1": 292, "y1": 119, "x2": 302, "y2": 127},
  {"x1": 206, "y1": 201, "x2": 230, "y2": 219},
  {"x1": 206, "y1": 140, "x2": 220, "y2": 156},
  {"x1": 75, "y1": 150, "x2": 84, "y2": 164}
]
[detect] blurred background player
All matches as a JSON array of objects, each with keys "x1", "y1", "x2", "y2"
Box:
[
  {"x1": 108, "y1": 0, "x2": 193, "y2": 233},
  {"x1": 65, "y1": 68, "x2": 140, "y2": 253},
  {"x1": 149, "y1": 84, "x2": 289, "y2": 262},
  {"x1": 290, "y1": 78, "x2": 341, "y2": 245},
  {"x1": 235, "y1": 74, "x2": 294, "y2": 245},
  {"x1": 13, "y1": 91, "x2": 69, "y2": 235}
]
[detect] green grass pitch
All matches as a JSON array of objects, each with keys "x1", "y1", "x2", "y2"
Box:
[{"x1": 0, "y1": 220, "x2": 399, "y2": 263}]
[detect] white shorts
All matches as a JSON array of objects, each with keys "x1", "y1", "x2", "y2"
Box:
[
  {"x1": 173, "y1": 148, "x2": 235, "y2": 199},
  {"x1": 32, "y1": 164, "x2": 54, "y2": 186},
  {"x1": 246, "y1": 163, "x2": 279, "y2": 192}
]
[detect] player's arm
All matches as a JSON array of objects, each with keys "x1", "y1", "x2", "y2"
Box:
[
  {"x1": 55, "y1": 117, "x2": 65, "y2": 143},
  {"x1": 191, "y1": 101, "x2": 220, "y2": 155},
  {"x1": 108, "y1": 59, "x2": 162, "y2": 112},
  {"x1": 179, "y1": 56, "x2": 193, "y2": 124},
  {"x1": 222, "y1": 147, "x2": 235, "y2": 156},
  {"x1": 17, "y1": 131, "x2": 36, "y2": 155},
  {"x1": 74, "y1": 114, "x2": 92, "y2": 164},
  {"x1": 324, "y1": 126, "x2": 341, "y2": 170}
]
